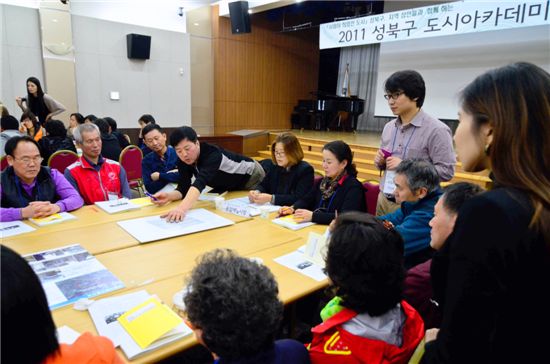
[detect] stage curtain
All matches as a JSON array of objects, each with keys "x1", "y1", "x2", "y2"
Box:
[{"x1": 336, "y1": 43, "x2": 380, "y2": 131}]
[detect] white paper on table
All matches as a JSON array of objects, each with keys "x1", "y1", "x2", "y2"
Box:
[
  {"x1": 57, "y1": 325, "x2": 81, "y2": 345},
  {"x1": 95, "y1": 198, "x2": 141, "y2": 214},
  {"x1": 274, "y1": 250, "x2": 327, "y2": 282},
  {"x1": 156, "y1": 183, "x2": 177, "y2": 194},
  {"x1": 88, "y1": 290, "x2": 192, "y2": 360},
  {"x1": 225, "y1": 197, "x2": 280, "y2": 216},
  {"x1": 117, "y1": 208, "x2": 235, "y2": 243},
  {"x1": 0, "y1": 221, "x2": 35, "y2": 238}
]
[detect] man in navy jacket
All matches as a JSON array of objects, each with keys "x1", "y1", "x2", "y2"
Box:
[{"x1": 379, "y1": 159, "x2": 442, "y2": 268}]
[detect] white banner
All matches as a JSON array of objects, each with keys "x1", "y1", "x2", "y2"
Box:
[{"x1": 320, "y1": 0, "x2": 549, "y2": 49}]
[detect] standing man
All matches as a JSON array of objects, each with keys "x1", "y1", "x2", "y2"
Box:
[
  {"x1": 153, "y1": 126, "x2": 265, "y2": 222},
  {"x1": 65, "y1": 123, "x2": 131, "y2": 205},
  {"x1": 374, "y1": 70, "x2": 455, "y2": 216},
  {"x1": 1, "y1": 136, "x2": 83, "y2": 221},
  {"x1": 141, "y1": 123, "x2": 179, "y2": 194}
]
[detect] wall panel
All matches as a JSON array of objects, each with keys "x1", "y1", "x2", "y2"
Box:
[{"x1": 212, "y1": 5, "x2": 319, "y2": 134}]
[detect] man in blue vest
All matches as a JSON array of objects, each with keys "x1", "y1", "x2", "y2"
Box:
[{"x1": 1, "y1": 135, "x2": 83, "y2": 221}]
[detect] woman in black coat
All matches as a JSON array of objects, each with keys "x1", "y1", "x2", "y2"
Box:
[
  {"x1": 422, "y1": 62, "x2": 550, "y2": 364},
  {"x1": 278, "y1": 140, "x2": 366, "y2": 225},
  {"x1": 249, "y1": 132, "x2": 314, "y2": 207}
]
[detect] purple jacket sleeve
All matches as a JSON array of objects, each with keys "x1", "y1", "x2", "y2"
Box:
[
  {"x1": 50, "y1": 169, "x2": 84, "y2": 212},
  {"x1": 0, "y1": 183, "x2": 23, "y2": 221}
]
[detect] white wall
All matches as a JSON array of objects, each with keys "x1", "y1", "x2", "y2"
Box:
[
  {"x1": 72, "y1": 15, "x2": 192, "y2": 128},
  {"x1": 373, "y1": 0, "x2": 550, "y2": 119},
  {"x1": 1, "y1": 5, "x2": 44, "y2": 116},
  {"x1": 70, "y1": 0, "x2": 188, "y2": 33},
  {"x1": 374, "y1": 25, "x2": 550, "y2": 119}
]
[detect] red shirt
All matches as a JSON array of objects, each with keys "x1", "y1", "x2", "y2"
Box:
[
  {"x1": 308, "y1": 300, "x2": 424, "y2": 364},
  {"x1": 43, "y1": 332, "x2": 124, "y2": 364}
]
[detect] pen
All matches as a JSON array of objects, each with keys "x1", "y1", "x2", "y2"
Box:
[{"x1": 145, "y1": 191, "x2": 159, "y2": 201}]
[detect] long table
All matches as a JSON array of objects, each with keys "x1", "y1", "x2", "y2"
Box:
[{"x1": 3, "y1": 193, "x2": 329, "y2": 363}]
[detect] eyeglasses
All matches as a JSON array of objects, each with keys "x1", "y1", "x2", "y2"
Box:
[
  {"x1": 15, "y1": 156, "x2": 43, "y2": 165},
  {"x1": 274, "y1": 151, "x2": 286, "y2": 157},
  {"x1": 383, "y1": 91, "x2": 404, "y2": 101}
]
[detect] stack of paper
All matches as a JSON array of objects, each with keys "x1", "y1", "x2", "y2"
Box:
[
  {"x1": 0, "y1": 221, "x2": 35, "y2": 238},
  {"x1": 271, "y1": 215, "x2": 315, "y2": 230},
  {"x1": 25, "y1": 244, "x2": 125, "y2": 309},
  {"x1": 29, "y1": 212, "x2": 77, "y2": 226},
  {"x1": 225, "y1": 197, "x2": 280, "y2": 217},
  {"x1": 274, "y1": 232, "x2": 328, "y2": 282},
  {"x1": 117, "y1": 208, "x2": 235, "y2": 244},
  {"x1": 95, "y1": 198, "x2": 141, "y2": 214},
  {"x1": 89, "y1": 290, "x2": 192, "y2": 360}
]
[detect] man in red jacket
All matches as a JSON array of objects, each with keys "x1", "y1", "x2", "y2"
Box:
[{"x1": 65, "y1": 123, "x2": 131, "y2": 205}]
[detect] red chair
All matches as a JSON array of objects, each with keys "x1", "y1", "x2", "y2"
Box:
[
  {"x1": 48, "y1": 150, "x2": 79, "y2": 174},
  {"x1": 363, "y1": 180, "x2": 380, "y2": 215},
  {"x1": 119, "y1": 145, "x2": 144, "y2": 197},
  {"x1": 0, "y1": 155, "x2": 9, "y2": 172}
]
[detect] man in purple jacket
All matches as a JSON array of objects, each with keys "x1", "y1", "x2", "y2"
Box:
[{"x1": 0, "y1": 136, "x2": 83, "y2": 222}]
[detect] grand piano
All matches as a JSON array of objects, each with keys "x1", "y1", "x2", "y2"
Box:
[{"x1": 292, "y1": 92, "x2": 365, "y2": 131}]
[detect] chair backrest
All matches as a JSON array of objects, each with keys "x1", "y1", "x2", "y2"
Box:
[
  {"x1": 119, "y1": 145, "x2": 143, "y2": 181},
  {"x1": 313, "y1": 174, "x2": 323, "y2": 187},
  {"x1": 363, "y1": 180, "x2": 380, "y2": 215},
  {"x1": 48, "y1": 150, "x2": 79, "y2": 174},
  {"x1": 0, "y1": 155, "x2": 8, "y2": 172}
]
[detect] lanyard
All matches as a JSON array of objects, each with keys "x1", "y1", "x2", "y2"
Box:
[{"x1": 390, "y1": 123, "x2": 417, "y2": 160}]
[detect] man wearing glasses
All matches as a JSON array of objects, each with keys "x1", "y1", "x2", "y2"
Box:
[
  {"x1": 374, "y1": 70, "x2": 455, "y2": 216},
  {"x1": 1, "y1": 135, "x2": 83, "y2": 221}
]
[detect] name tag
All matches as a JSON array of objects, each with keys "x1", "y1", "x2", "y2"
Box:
[{"x1": 383, "y1": 170, "x2": 397, "y2": 195}]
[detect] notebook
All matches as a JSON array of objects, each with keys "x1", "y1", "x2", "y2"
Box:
[
  {"x1": 272, "y1": 215, "x2": 315, "y2": 230},
  {"x1": 95, "y1": 198, "x2": 141, "y2": 214},
  {"x1": 29, "y1": 212, "x2": 77, "y2": 226}
]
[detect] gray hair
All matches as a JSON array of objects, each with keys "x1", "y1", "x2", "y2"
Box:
[
  {"x1": 73, "y1": 123, "x2": 100, "y2": 144},
  {"x1": 396, "y1": 159, "x2": 440, "y2": 194}
]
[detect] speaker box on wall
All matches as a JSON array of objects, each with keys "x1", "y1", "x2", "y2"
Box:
[
  {"x1": 126, "y1": 33, "x2": 151, "y2": 60},
  {"x1": 228, "y1": 1, "x2": 251, "y2": 34}
]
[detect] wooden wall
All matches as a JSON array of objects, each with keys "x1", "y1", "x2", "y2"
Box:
[{"x1": 212, "y1": 5, "x2": 319, "y2": 134}]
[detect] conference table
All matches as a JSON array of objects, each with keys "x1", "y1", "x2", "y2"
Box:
[{"x1": 3, "y1": 192, "x2": 329, "y2": 363}]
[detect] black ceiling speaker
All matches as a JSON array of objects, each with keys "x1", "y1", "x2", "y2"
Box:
[
  {"x1": 228, "y1": 1, "x2": 251, "y2": 34},
  {"x1": 126, "y1": 33, "x2": 151, "y2": 60}
]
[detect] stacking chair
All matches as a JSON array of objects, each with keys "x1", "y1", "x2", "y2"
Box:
[
  {"x1": 48, "y1": 150, "x2": 79, "y2": 174},
  {"x1": 119, "y1": 145, "x2": 144, "y2": 197},
  {"x1": 363, "y1": 180, "x2": 380, "y2": 215},
  {"x1": 0, "y1": 155, "x2": 9, "y2": 172}
]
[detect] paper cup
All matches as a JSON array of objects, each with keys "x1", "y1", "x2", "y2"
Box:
[{"x1": 259, "y1": 206, "x2": 270, "y2": 219}]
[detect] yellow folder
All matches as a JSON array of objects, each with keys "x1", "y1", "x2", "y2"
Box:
[{"x1": 117, "y1": 297, "x2": 182, "y2": 349}]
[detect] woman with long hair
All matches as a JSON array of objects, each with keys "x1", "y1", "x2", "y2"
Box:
[
  {"x1": 19, "y1": 110, "x2": 44, "y2": 142},
  {"x1": 16, "y1": 76, "x2": 65, "y2": 125},
  {"x1": 423, "y1": 62, "x2": 550, "y2": 363}
]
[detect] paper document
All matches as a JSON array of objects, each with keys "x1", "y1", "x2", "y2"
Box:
[
  {"x1": 274, "y1": 250, "x2": 327, "y2": 282},
  {"x1": 118, "y1": 296, "x2": 183, "y2": 349},
  {"x1": 117, "y1": 208, "x2": 235, "y2": 243},
  {"x1": 29, "y1": 212, "x2": 77, "y2": 226},
  {"x1": 0, "y1": 221, "x2": 35, "y2": 238},
  {"x1": 131, "y1": 197, "x2": 154, "y2": 207},
  {"x1": 89, "y1": 290, "x2": 192, "y2": 360},
  {"x1": 24, "y1": 244, "x2": 125, "y2": 309},
  {"x1": 303, "y1": 232, "x2": 329, "y2": 266},
  {"x1": 225, "y1": 197, "x2": 280, "y2": 217},
  {"x1": 272, "y1": 215, "x2": 315, "y2": 230},
  {"x1": 95, "y1": 198, "x2": 141, "y2": 214},
  {"x1": 57, "y1": 325, "x2": 81, "y2": 345}
]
